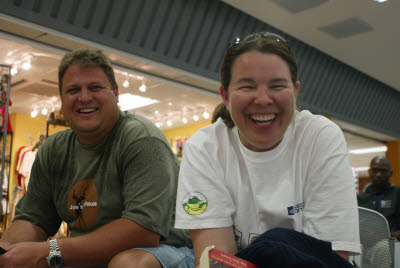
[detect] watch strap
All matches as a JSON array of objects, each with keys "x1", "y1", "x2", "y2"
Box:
[{"x1": 49, "y1": 239, "x2": 59, "y2": 252}]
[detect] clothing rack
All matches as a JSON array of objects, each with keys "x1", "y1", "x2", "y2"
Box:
[{"x1": 0, "y1": 64, "x2": 12, "y2": 229}]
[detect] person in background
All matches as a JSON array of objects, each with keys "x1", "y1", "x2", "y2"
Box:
[
  {"x1": 358, "y1": 155, "x2": 400, "y2": 239},
  {"x1": 0, "y1": 48, "x2": 193, "y2": 268},
  {"x1": 175, "y1": 32, "x2": 360, "y2": 266}
]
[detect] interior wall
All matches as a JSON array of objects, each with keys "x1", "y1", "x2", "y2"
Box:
[
  {"x1": 8, "y1": 113, "x2": 68, "y2": 202},
  {"x1": 387, "y1": 140, "x2": 400, "y2": 186},
  {"x1": 162, "y1": 121, "x2": 211, "y2": 155}
]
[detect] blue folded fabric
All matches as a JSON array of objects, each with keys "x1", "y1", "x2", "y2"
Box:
[{"x1": 235, "y1": 228, "x2": 353, "y2": 268}]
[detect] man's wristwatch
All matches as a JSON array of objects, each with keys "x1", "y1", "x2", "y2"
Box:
[{"x1": 46, "y1": 239, "x2": 63, "y2": 267}]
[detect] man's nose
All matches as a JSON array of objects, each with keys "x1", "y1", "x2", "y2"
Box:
[{"x1": 78, "y1": 88, "x2": 92, "y2": 101}]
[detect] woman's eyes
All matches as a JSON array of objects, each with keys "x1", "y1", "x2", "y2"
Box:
[
  {"x1": 238, "y1": 84, "x2": 286, "y2": 90},
  {"x1": 270, "y1": 84, "x2": 285, "y2": 90}
]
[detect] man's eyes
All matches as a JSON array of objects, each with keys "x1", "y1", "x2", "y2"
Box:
[
  {"x1": 65, "y1": 86, "x2": 103, "y2": 93},
  {"x1": 239, "y1": 85, "x2": 255, "y2": 90},
  {"x1": 66, "y1": 88, "x2": 79, "y2": 94}
]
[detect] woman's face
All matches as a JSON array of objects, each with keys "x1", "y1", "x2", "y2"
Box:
[{"x1": 221, "y1": 50, "x2": 299, "y2": 152}]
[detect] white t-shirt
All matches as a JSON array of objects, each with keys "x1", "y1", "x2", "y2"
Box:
[{"x1": 175, "y1": 110, "x2": 361, "y2": 254}]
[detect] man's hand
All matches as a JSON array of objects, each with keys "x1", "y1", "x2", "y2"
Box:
[
  {"x1": 391, "y1": 231, "x2": 400, "y2": 240},
  {"x1": 0, "y1": 241, "x2": 48, "y2": 268}
]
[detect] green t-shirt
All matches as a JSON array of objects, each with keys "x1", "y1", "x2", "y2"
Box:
[{"x1": 15, "y1": 111, "x2": 191, "y2": 247}]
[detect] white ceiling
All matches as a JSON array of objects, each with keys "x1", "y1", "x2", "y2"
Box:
[
  {"x1": 223, "y1": 0, "x2": 400, "y2": 92},
  {"x1": 1, "y1": 0, "x2": 396, "y2": 177}
]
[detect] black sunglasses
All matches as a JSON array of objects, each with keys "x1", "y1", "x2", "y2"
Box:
[{"x1": 231, "y1": 32, "x2": 288, "y2": 46}]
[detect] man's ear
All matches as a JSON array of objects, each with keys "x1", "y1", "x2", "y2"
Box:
[
  {"x1": 220, "y1": 85, "x2": 229, "y2": 111},
  {"x1": 113, "y1": 86, "x2": 119, "y2": 101}
]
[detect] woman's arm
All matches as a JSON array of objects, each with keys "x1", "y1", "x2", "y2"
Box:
[{"x1": 190, "y1": 226, "x2": 238, "y2": 266}]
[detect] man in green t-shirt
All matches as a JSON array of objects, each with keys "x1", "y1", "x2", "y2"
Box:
[{"x1": 0, "y1": 48, "x2": 193, "y2": 268}]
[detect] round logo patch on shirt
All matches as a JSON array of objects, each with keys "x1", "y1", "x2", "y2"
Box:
[
  {"x1": 183, "y1": 192, "x2": 208, "y2": 215},
  {"x1": 67, "y1": 179, "x2": 98, "y2": 229}
]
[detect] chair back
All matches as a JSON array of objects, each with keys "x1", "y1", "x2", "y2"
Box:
[{"x1": 358, "y1": 206, "x2": 392, "y2": 268}]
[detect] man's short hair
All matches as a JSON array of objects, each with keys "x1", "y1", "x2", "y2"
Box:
[{"x1": 58, "y1": 48, "x2": 117, "y2": 94}]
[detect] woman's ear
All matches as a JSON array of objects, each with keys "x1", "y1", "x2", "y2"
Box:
[
  {"x1": 295, "y1": 81, "x2": 300, "y2": 98},
  {"x1": 220, "y1": 85, "x2": 229, "y2": 111}
]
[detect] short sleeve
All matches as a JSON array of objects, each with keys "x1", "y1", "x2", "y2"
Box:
[
  {"x1": 14, "y1": 146, "x2": 62, "y2": 237},
  {"x1": 120, "y1": 137, "x2": 179, "y2": 239},
  {"x1": 302, "y1": 123, "x2": 360, "y2": 253},
  {"x1": 175, "y1": 140, "x2": 235, "y2": 229}
]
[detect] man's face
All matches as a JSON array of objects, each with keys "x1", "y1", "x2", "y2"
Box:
[
  {"x1": 60, "y1": 65, "x2": 119, "y2": 145},
  {"x1": 369, "y1": 158, "x2": 392, "y2": 187}
]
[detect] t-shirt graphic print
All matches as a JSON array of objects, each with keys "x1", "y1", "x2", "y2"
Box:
[{"x1": 67, "y1": 179, "x2": 98, "y2": 229}]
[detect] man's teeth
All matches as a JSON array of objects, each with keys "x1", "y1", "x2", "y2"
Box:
[
  {"x1": 79, "y1": 108, "x2": 96, "y2": 113},
  {"x1": 250, "y1": 114, "x2": 275, "y2": 126}
]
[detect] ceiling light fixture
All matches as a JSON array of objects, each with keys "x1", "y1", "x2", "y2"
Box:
[
  {"x1": 193, "y1": 115, "x2": 199, "y2": 121},
  {"x1": 139, "y1": 83, "x2": 147, "y2": 92},
  {"x1": 118, "y1": 93, "x2": 159, "y2": 111},
  {"x1": 203, "y1": 112, "x2": 210, "y2": 119},
  {"x1": 182, "y1": 117, "x2": 188, "y2": 124},
  {"x1": 155, "y1": 110, "x2": 159, "y2": 114},
  {"x1": 22, "y1": 61, "x2": 31, "y2": 70},
  {"x1": 42, "y1": 107, "x2": 48, "y2": 115},
  {"x1": 155, "y1": 122, "x2": 163, "y2": 128},
  {"x1": 373, "y1": 0, "x2": 388, "y2": 3},
  {"x1": 167, "y1": 120, "x2": 173, "y2": 127},
  {"x1": 353, "y1": 167, "x2": 369, "y2": 172},
  {"x1": 349, "y1": 146, "x2": 387, "y2": 154},
  {"x1": 30, "y1": 110, "x2": 38, "y2": 118},
  {"x1": 123, "y1": 80, "x2": 129, "y2": 88},
  {"x1": 11, "y1": 66, "x2": 18, "y2": 76}
]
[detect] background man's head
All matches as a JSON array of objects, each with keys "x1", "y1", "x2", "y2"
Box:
[{"x1": 369, "y1": 156, "x2": 392, "y2": 187}]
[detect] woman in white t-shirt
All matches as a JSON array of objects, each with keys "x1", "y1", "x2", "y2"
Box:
[{"x1": 175, "y1": 32, "x2": 360, "y2": 266}]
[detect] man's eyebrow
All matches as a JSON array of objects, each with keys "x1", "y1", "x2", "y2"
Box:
[{"x1": 235, "y1": 77, "x2": 255, "y2": 84}]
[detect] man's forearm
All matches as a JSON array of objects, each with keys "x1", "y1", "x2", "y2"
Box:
[
  {"x1": 59, "y1": 217, "x2": 160, "y2": 267},
  {"x1": 1, "y1": 220, "x2": 48, "y2": 243}
]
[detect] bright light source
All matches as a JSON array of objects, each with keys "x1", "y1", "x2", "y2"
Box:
[
  {"x1": 11, "y1": 67, "x2": 18, "y2": 76},
  {"x1": 155, "y1": 122, "x2": 163, "y2": 128},
  {"x1": 353, "y1": 167, "x2": 369, "y2": 172},
  {"x1": 42, "y1": 108, "x2": 48, "y2": 115},
  {"x1": 118, "y1": 93, "x2": 159, "y2": 111},
  {"x1": 123, "y1": 80, "x2": 129, "y2": 88},
  {"x1": 349, "y1": 146, "x2": 387, "y2": 155},
  {"x1": 166, "y1": 120, "x2": 173, "y2": 127},
  {"x1": 22, "y1": 61, "x2": 31, "y2": 70},
  {"x1": 182, "y1": 117, "x2": 188, "y2": 124},
  {"x1": 193, "y1": 115, "x2": 199, "y2": 121},
  {"x1": 31, "y1": 110, "x2": 38, "y2": 118},
  {"x1": 373, "y1": 0, "x2": 388, "y2": 3},
  {"x1": 203, "y1": 112, "x2": 210, "y2": 119},
  {"x1": 51, "y1": 96, "x2": 58, "y2": 101},
  {"x1": 168, "y1": 102, "x2": 173, "y2": 106},
  {"x1": 155, "y1": 110, "x2": 159, "y2": 115},
  {"x1": 139, "y1": 84, "x2": 147, "y2": 92}
]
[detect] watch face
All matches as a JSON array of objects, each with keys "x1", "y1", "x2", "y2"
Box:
[{"x1": 50, "y1": 255, "x2": 63, "y2": 267}]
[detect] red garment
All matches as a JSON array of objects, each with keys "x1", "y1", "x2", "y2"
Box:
[{"x1": 1, "y1": 94, "x2": 12, "y2": 132}]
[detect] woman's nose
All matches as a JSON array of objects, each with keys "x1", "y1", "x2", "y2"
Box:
[{"x1": 254, "y1": 88, "x2": 273, "y2": 105}]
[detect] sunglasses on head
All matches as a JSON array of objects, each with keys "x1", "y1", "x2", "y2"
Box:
[{"x1": 231, "y1": 32, "x2": 288, "y2": 46}]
